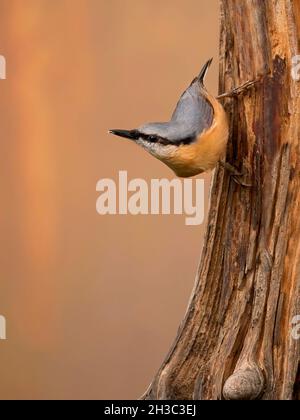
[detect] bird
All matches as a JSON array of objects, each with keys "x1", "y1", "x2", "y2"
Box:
[{"x1": 109, "y1": 59, "x2": 252, "y2": 178}]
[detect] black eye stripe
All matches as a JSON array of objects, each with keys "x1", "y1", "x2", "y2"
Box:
[
  {"x1": 138, "y1": 132, "x2": 195, "y2": 146},
  {"x1": 174, "y1": 136, "x2": 196, "y2": 146}
]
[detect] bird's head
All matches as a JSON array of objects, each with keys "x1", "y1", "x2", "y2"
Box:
[{"x1": 109, "y1": 123, "x2": 179, "y2": 159}]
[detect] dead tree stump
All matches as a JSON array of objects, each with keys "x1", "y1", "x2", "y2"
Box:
[{"x1": 142, "y1": 0, "x2": 300, "y2": 400}]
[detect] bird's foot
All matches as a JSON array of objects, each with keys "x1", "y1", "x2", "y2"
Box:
[
  {"x1": 219, "y1": 160, "x2": 252, "y2": 188},
  {"x1": 217, "y1": 77, "x2": 262, "y2": 100}
]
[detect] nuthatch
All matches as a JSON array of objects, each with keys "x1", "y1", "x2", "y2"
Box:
[{"x1": 109, "y1": 59, "x2": 254, "y2": 178}]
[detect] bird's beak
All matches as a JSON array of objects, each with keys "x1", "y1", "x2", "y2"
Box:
[{"x1": 108, "y1": 129, "x2": 139, "y2": 140}]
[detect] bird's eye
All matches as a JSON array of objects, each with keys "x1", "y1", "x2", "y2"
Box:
[{"x1": 148, "y1": 135, "x2": 157, "y2": 142}]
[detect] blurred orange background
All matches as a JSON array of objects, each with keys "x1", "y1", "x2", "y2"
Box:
[{"x1": 0, "y1": 0, "x2": 219, "y2": 399}]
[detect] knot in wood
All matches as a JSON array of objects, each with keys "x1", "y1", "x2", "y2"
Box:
[{"x1": 223, "y1": 364, "x2": 265, "y2": 400}]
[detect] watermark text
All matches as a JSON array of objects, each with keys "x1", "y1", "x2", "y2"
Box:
[
  {"x1": 292, "y1": 55, "x2": 300, "y2": 81},
  {"x1": 96, "y1": 171, "x2": 205, "y2": 226},
  {"x1": 0, "y1": 315, "x2": 6, "y2": 340},
  {"x1": 291, "y1": 315, "x2": 300, "y2": 340},
  {"x1": 0, "y1": 55, "x2": 6, "y2": 79}
]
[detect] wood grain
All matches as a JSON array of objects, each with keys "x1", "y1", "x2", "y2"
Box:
[{"x1": 142, "y1": 0, "x2": 300, "y2": 400}]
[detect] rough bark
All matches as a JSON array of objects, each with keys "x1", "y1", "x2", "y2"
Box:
[{"x1": 142, "y1": 0, "x2": 300, "y2": 400}]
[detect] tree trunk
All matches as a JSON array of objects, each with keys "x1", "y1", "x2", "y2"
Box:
[{"x1": 142, "y1": 0, "x2": 300, "y2": 400}]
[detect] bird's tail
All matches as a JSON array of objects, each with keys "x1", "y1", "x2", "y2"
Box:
[{"x1": 197, "y1": 58, "x2": 213, "y2": 85}]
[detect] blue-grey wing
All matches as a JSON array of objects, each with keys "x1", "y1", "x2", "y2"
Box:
[
  {"x1": 168, "y1": 80, "x2": 214, "y2": 143},
  {"x1": 138, "y1": 61, "x2": 215, "y2": 144}
]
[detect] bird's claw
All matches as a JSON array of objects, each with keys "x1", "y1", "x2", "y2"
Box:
[
  {"x1": 217, "y1": 73, "x2": 268, "y2": 100},
  {"x1": 219, "y1": 160, "x2": 252, "y2": 188}
]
